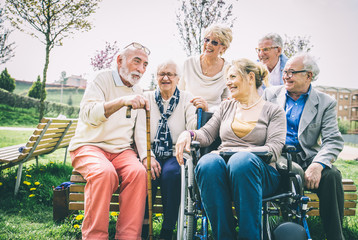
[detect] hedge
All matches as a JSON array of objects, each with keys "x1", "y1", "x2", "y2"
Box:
[{"x1": 0, "y1": 88, "x2": 79, "y2": 118}]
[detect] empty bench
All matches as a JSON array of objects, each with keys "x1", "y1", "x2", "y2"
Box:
[
  {"x1": 69, "y1": 170, "x2": 163, "y2": 213},
  {"x1": 0, "y1": 117, "x2": 78, "y2": 195}
]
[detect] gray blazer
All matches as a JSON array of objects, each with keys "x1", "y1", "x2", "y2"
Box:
[{"x1": 262, "y1": 85, "x2": 344, "y2": 169}]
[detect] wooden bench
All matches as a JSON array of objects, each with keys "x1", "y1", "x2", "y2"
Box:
[
  {"x1": 69, "y1": 170, "x2": 163, "y2": 213},
  {"x1": 0, "y1": 117, "x2": 78, "y2": 195},
  {"x1": 69, "y1": 170, "x2": 356, "y2": 218},
  {"x1": 306, "y1": 178, "x2": 357, "y2": 216}
]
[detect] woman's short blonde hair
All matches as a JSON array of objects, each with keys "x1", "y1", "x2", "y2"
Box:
[
  {"x1": 226, "y1": 58, "x2": 269, "y2": 89},
  {"x1": 204, "y1": 24, "x2": 233, "y2": 55}
]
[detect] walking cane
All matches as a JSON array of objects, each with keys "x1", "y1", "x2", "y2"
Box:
[{"x1": 126, "y1": 107, "x2": 153, "y2": 240}]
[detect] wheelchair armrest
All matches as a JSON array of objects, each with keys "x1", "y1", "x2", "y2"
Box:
[
  {"x1": 190, "y1": 141, "x2": 201, "y2": 150},
  {"x1": 282, "y1": 145, "x2": 296, "y2": 153},
  {"x1": 219, "y1": 151, "x2": 273, "y2": 164},
  {"x1": 190, "y1": 141, "x2": 201, "y2": 164}
]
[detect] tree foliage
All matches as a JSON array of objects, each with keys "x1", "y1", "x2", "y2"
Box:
[
  {"x1": 6, "y1": 0, "x2": 102, "y2": 120},
  {"x1": 0, "y1": 67, "x2": 15, "y2": 92},
  {"x1": 283, "y1": 35, "x2": 313, "y2": 58},
  {"x1": 28, "y1": 75, "x2": 46, "y2": 100},
  {"x1": 176, "y1": 0, "x2": 237, "y2": 57},
  {"x1": 90, "y1": 41, "x2": 120, "y2": 71},
  {"x1": 0, "y1": 7, "x2": 15, "y2": 64}
]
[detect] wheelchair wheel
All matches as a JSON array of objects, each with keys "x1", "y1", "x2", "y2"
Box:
[{"x1": 177, "y1": 158, "x2": 195, "y2": 240}]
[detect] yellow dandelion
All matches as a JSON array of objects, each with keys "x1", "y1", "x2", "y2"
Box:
[
  {"x1": 30, "y1": 188, "x2": 36, "y2": 191},
  {"x1": 23, "y1": 181, "x2": 31, "y2": 185},
  {"x1": 34, "y1": 182, "x2": 40, "y2": 185},
  {"x1": 26, "y1": 174, "x2": 31, "y2": 178},
  {"x1": 50, "y1": 161, "x2": 54, "y2": 164},
  {"x1": 76, "y1": 214, "x2": 84, "y2": 221},
  {"x1": 74, "y1": 224, "x2": 80, "y2": 229},
  {"x1": 155, "y1": 213, "x2": 162, "y2": 217},
  {"x1": 29, "y1": 194, "x2": 35, "y2": 197},
  {"x1": 110, "y1": 212, "x2": 118, "y2": 216},
  {"x1": 0, "y1": 182, "x2": 3, "y2": 186}
]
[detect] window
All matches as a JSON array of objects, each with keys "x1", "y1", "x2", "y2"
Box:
[
  {"x1": 340, "y1": 94, "x2": 343, "y2": 99},
  {"x1": 345, "y1": 95, "x2": 349, "y2": 100},
  {"x1": 344, "y1": 105, "x2": 348, "y2": 110},
  {"x1": 339, "y1": 106, "x2": 343, "y2": 110}
]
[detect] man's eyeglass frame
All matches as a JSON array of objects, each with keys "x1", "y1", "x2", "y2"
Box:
[
  {"x1": 255, "y1": 46, "x2": 279, "y2": 53},
  {"x1": 283, "y1": 70, "x2": 308, "y2": 78},
  {"x1": 124, "y1": 42, "x2": 151, "y2": 55}
]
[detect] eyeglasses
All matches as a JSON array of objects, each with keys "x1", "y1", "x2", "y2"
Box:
[
  {"x1": 124, "y1": 42, "x2": 151, "y2": 55},
  {"x1": 203, "y1": 38, "x2": 223, "y2": 47},
  {"x1": 157, "y1": 72, "x2": 177, "y2": 78},
  {"x1": 255, "y1": 46, "x2": 278, "y2": 53},
  {"x1": 283, "y1": 70, "x2": 308, "y2": 78}
]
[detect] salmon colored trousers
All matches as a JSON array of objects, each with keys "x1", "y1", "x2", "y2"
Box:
[{"x1": 70, "y1": 146, "x2": 147, "y2": 240}]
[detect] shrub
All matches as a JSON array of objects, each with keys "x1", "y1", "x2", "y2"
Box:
[
  {"x1": 0, "y1": 68, "x2": 16, "y2": 92},
  {"x1": 338, "y1": 119, "x2": 351, "y2": 134},
  {"x1": 28, "y1": 75, "x2": 47, "y2": 100}
]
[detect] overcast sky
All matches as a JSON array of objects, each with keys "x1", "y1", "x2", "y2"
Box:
[{"x1": 3, "y1": 0, "x2": 358, "y2": 90}]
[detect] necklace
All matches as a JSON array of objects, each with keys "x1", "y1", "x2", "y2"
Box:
[{"x1": 238, "y1": 97, "x2": 263, "y2": 110}]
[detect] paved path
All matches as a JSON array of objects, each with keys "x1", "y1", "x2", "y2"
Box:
[{"x1": 338, "y1": 145, "x2": 358, "y2": 161}]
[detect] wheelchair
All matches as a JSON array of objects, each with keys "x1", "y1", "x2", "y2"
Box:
[{"x1": 177, "y1": 110, "x2": 312, "y2": 240}]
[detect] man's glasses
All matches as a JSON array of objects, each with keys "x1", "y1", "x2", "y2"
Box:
[
  {"x1": 203, "y1": 38, "x2": 223, "y2": 47},
  {"x1": 157, "y1": 72, "x2": 177, "y2": 78},
  {"x1": 124, "y1": 42, "x2": 151, "y2": 55},
  {"x1": 283, "y1": 70, "x2": 308, "y2": 78},
  {"x1": 255, "y1": 46, "x2": 278, "y2": 53}
]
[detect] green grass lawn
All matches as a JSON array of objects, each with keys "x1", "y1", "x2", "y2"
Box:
[
  {"x1": 0, "y1": 129, "x2": 357, "y2": 239},
  {"x1": 13, "y1": 80, "x2": 84, "y2": 107}
]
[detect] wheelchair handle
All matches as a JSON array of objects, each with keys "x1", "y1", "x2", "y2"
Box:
[{"x1": 197, "y1": 108, "x2": 203, "y2": 129}]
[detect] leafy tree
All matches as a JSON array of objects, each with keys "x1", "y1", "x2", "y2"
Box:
[
  {"x1": 0, "y1": 7, "x2": 15, "y2": 64},
  {"x1": 283, "y1": 35, "x2": 313, "y2": 58},
  {"x1": 6, "y1": 0, "x2": 102, "y2": 121},
  {"x1": 28, "y1": 75, "x2": 46, "y2": 100},
  {"x1": 0, "y1": 67, "x2": 15, "y2": 92},
  {"x1": 176, "y1": 0, "x2": 237, "y2": 56},
  {"x1": 90, "y1": 41, "x2": 120, "y2": 71}
]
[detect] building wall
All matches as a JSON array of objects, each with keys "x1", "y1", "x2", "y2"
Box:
[{"x1": 315, "y1": 85, "x2": 358, "y2": 133}]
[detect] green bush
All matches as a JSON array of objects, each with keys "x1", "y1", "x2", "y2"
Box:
[
  {"x1": 0, "y1": 88, "x2": 79, "y2": 118},
  {"x1": 0, "y1": 68, "x2": 16, "y2": 92},
  {"x1": 28, "y1": 75, "x2": 47, "y2": 100},
  {"x1": 338, "y1": 119, "x2": 351, "y2": 134}
]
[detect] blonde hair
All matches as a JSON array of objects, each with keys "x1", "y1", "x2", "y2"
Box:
[
  {"x1": 204, "y1": 24, "x2": 233, "y2": 55},
  {"x1": 226, "y1": 58, "x2": 269, "y2": 88}
]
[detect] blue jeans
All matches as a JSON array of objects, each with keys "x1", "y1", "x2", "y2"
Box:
[{"x1": 195, "y1": 152, "x2": 280, "y2": 240}]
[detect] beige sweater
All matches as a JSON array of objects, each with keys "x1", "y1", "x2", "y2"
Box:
[
  {"x1": 69, "y1": 70, "x2": 149, "y2": 160},
  {"x1": 195, "y1": 100, "x2": 287, "y2": 163},
  {"x1": 178, "y1": 56, "x2": 231, "y2": 113}
]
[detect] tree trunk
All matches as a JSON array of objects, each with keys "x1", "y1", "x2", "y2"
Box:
[{"x1": 39, "y1": 41, "x2": 50, "y2": 122}]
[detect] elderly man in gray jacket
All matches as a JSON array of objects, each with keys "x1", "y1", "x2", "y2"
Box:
[{"x1": 262, "y1": 52, "x2": 345, "y2": 240}]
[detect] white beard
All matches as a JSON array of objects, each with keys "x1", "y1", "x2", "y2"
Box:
[{"x1": 119, "y1": 63, "x2": 142, "y2": 86}]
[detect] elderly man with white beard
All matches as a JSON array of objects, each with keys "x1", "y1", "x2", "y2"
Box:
[{"x1": 69, "y1": 42, "x2": 153, "y2": 240}]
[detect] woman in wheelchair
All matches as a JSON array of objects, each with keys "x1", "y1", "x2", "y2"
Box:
[
  {"x1": 142, "y1": 60, "x2": 197, "y2": 239},
  {"x1": 176, "y1": 58, "x2": 287, "y2": 240}
]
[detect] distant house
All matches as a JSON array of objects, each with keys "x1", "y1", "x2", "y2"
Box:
[
  {"x1": 65, "y1": 75, "x2": 87, "y2": 89},
  {"x1": 315, "y1": 85, "x2": 358, "y2": 134}
]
